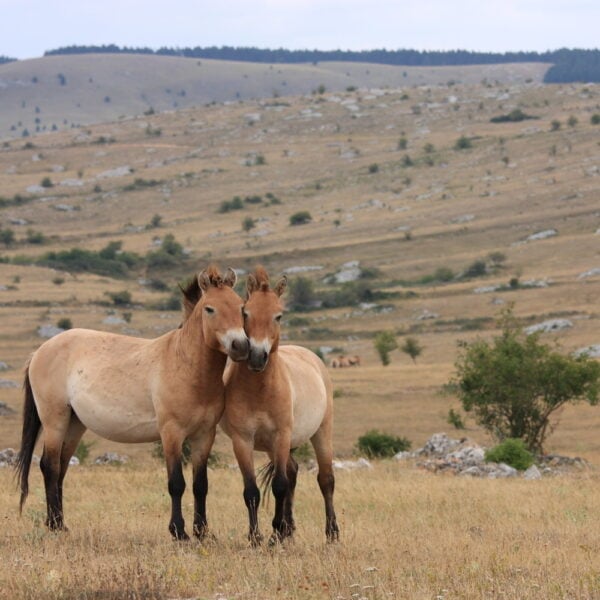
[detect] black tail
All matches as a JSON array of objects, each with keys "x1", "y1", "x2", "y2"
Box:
[
  {"x1": 257, "y1": 460, "x2": 275, "y2": 508},
  {"x1": 15, "y1": 364, "x2": 41, "y2": 514}
]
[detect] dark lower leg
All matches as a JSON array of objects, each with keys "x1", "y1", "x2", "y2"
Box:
[
  {"x1": 243, "y1": 477, "x2": 262, "y2": 546},
  {"x1": 167, "y1": 458, "x2": 188, "y2": 540},
  {"x1": 192, "y1": 462, "x2": 208, "y2": 539},
  {"x1": 283, "y1": 456, "x2": 298, "y2": 533},
  {"x1": 270, "y1": 469, "x2": 291, "y2": 543},
  {"x1": 318, "y1": 470, "x2": 339, "y2": 542},
  {"x1": 40, "y1": 449, "x2": 64, "y2": 530}
]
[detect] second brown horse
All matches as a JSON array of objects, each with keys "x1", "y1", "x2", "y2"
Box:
[{"x1": 221, "y1": 267, "x2": 339, "y2": 545}]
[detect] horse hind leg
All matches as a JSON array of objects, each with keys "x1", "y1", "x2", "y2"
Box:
[
  {"x1": 311, "y1": 427, "x2": 340, "y2": 542},
  {"x1": 40, "y1": 422, "x2": 70, "y2": 531},
  {"x1": 283, "y1": 454, "x2": 299, "y2": 535}
]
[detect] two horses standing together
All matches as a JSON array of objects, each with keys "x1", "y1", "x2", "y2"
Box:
[{"x1": 16, "y1": 266, "x2": 339, "y2": 545}]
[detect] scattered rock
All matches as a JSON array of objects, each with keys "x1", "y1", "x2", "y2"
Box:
[
  {"x1": 69, "y1": 456, "x2": 80, "y2": 466},
  {"x1": 416, "y1": 309, "x2": 439, "y2": 321},
  {"x1": 8, "y1": 218, "x2": 28, "y2": 226},
  {"x1": 523, "y1": 465, "x2": 542, "y2": 480},
  {"x1": 0, "y1": 379, "x2": 18, "y2": 388},
  {"x1": 96, "y1": 166, "x2": 132, "y2": 179},
  {"x1": 333, "y1": 458, "x2": 372, "y2": 470},
  {"x1": 0, "y1": 402, "x2": 16, "y2": 416},
  {"x1": 450, "y1": 214, "x2": 475, "y2": 224},
  {"x1": 0, "y1": 361, "x2": 10, "y2": 371},
  {"x1": 37, "y1": 324, "x2": 65, "y2": 338},
  {"x1": 94, "y1": 452, "x2": 129, "y2": 465},
  {"x1": 331, "y1": 261, "x2": 361, "y2": 283},
  {"x1": 578, "y1": 268, "x2": 600, "y2": 280},
  {"x1": 474, "y1": 285, "x2": 502, "y2": 294},
  {"x1": 53, "y1": 204, "x2": 76, "y2": 212},
  {"x1": 0, "y1": 448, "x2": 18, "y2": 467},
  {"x1": 103, "y1": 315, "x2": 127, "y2": 326},
  {"x1": 524, "y1": 319, "x2": 573, "y2": 335},
  {"x1": 525, "y1": 229, "x2": 558, "y2": 242},
  {"x1": 283, "y1": 265, "x2": 323, "y2": 274},
  {"x1": 574, "y1": 344, "x2": 600, "y2": 358}
]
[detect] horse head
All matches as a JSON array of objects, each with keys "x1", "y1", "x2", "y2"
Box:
[
  {"x1": 181, "y1": 266, "x2": 249, "y2": 361},
  {"x1": 243, "y1": 266, "x2": 287, "y2": 372}
]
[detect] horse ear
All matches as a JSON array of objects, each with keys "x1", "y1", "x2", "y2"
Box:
[
  {"x1": 274, "y1": 275, "x2": 288, "y2": 297},
  {"x1": 223, "y1": 267, "x2": 237, "y2": 288},
  {"x1": 197, "y1": 270, "x2": 211, "y2": 292},
  {"x1": 247, "y1": 274, "x2": 259, "y2": 295}
]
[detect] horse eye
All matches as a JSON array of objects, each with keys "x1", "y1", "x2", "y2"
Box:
[
  {"x1": 275, "y1": 314, "x2": 282, "y2": 323},
  {"x1": 204, "y1": 306, "x2": 215, "y2": 314},
  {"x1": 242, "y1": 310, "x2": 249, "y2": 319}
]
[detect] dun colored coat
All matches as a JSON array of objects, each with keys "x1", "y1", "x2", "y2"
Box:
[
  {"x1": 220, "y1": 267, "x2": 339, "y2": 545},
  {"x1": 16, "y1": 266, "x2": 248, "y2": 540}
]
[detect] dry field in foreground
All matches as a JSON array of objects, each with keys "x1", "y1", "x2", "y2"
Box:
[{"x1": 1, "y1": 463, "x2": 599, "y2": 600}]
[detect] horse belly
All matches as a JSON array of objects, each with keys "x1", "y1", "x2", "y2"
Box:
[
  {"x1": 69, "y1": 377, "x2": 159, "y2": 443},
  {"x1": 291, "y1": 397, "x2": 327, "y2": 448}
]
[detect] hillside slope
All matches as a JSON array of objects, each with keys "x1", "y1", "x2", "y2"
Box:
[{"x1": 0, "y1": 54, "x2": 549, "y2": 140}]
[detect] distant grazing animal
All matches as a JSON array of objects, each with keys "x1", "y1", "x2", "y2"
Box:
[
  {"x1": 16, "y1": 266, "x2": 249, "y2": 540},
  {"x1": 330, "y1": 354, "x2": 360, "y2": 368},
  {"x1": 221, "y1": 267, "x2": 339, "y2": 545}
]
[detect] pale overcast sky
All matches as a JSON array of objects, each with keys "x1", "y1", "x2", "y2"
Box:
[{"x1": 1, "y1": 0, "x2": 598, "y2": 60}]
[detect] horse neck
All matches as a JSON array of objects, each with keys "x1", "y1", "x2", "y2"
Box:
[{"x1": 176, "y1": 312, "x2": 227, "y2": 382}]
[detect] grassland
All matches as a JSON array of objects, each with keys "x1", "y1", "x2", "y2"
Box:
[{"x1": 0, "y1": 61, "x2": 599, "y2": 598}]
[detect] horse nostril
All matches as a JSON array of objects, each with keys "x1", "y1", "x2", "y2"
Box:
[{"x1": 263, "y1": 351, "x2": 268, "y2": 362}]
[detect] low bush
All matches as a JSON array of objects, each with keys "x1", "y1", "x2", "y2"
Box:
[
  {"x1": 484, "y1": 439, "x2": 534, "y2": 471},
  {"x1": 289, "y1": 211, "x2": 312, "y2": 226},
  {"x1": 357, "y1": 430, "x2": 411, "y2": 458},
  {"x1": 56, "y1": 317, "x2": 73, "y2": 330}
]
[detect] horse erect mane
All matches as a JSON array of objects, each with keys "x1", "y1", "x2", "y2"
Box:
[
  {"x1": 179, "y1": 265, "x2": 225, "y2": 321},
  {"x1": 179, "y1": 277, "x2": 202, "y2": 321},
  {"x1": 253, "y1": 265, "x2": 270, "y2": 292}
]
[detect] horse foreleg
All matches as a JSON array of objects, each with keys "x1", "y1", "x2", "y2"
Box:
[
  {"x1": 57, "y1": 416, "x2": 86, "y2": 519},
  {"x1": 161, "y1": 427, "x2": 189, "y2": 541},
  {"x1": 232, "y1": 435, "x2": 262, "y2": 546},
  {"x1": 189, "y1": 428, "x2": 216, "y2": 541},
  {"x1": 283, "y1": 454, "x2": 299, "y2": 534},
  {"x1": 311, "y1": 427, "x2": 340, "y2": 542},
  {"x1": 269, "y1": 432, "x2": 292, "y2": 545}
]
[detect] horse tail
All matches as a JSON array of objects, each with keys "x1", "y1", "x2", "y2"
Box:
[
  {"x1": 15, "y1": 363, "x2": 42, "y2": 514},
  {"x1": 257, "y1": 460, "x2": 275, "y2": 508}
]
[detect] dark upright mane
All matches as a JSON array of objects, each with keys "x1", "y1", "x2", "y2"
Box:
[{"x1": 179, "y1": 277, "x2": 202, "y2": 321}]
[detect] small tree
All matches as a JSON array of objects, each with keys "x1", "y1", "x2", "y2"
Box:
[
  {"x1": 452, "y1": 308, "x2": 600, "y2": 453},
  {"x1": 401, "y1": 337, "x2": 423, "y2": 363},
  {"x1": 374, "y1": 331, "x2": 398, "y2": 366},
  {"x1": 0, "y1": 228, "x2": 15, "y2": 247},
  {"x1": 288, "y1": 276, "x2": 315, "y2": 310}
]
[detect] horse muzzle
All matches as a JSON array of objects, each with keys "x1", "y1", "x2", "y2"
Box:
[
  {"x1": 247, "y1": 347, "x2": 269, "y2": 372},
  {"x1": 228, "y1": 336, "x2": 250, "y2": 362}
]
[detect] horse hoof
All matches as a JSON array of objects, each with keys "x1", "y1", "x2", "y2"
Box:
[
  {"x1": 194, "y1": 528, "x2": 217, "y2": 543},
  {"x1": 248, "y1": 532, "x2": 263, "y2": 547}
]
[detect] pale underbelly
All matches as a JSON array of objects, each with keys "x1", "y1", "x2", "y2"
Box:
[{"x1": 70, "y1": 392, "x2": 159, "y2": 444}]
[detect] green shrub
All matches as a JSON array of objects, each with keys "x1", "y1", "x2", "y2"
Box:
[
  {"x1": 292, "y1": 442, "x2": 314, "y2": 464},
  {"x1": 26, "y1": 229, "x2": 46, "y2": 244},
  {"x1": 591, "y1": 113, "x2": 600, "y2": 125},
  {"x1": 454, "y1": 136, "x2": 472, "y2": 150},
  {"x1": 40, "y1": 176, "x2": 53, "y2": 188},
  {"x1": 106, "y1": 290, "x2": 132, "y2": 306},
  {"x1": 490, "y1": 109, "x2": 539, "y2": 123},
  {"x1": 484, "y1": 439, "x2": 534, "y2": 471},
  {"x1": 74, "y1": 439, "x2": 95, "y2": 464},
  {"x1": 357, "y1": 430, "x2": 411, "y2": 458},
  {"x1": 57, "y1": 317, "x2": 72, "y2": 330},
  {"x1": 289, "y1": 211, "x2": 312, "y2": 226},
  {"x1": 401, "y1": 336, "x2": 423, "y2": 363},
  {"x1": 368, "y1": 163, "x2": 379, "y2": 174}
]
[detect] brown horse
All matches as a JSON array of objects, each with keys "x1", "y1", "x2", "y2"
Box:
[
  {"x1": 15, "y1": 266, "x2": 249, "y2": 540},
  {"x1": 221, "y1": 267, "x2": 339, "y2": 545}
]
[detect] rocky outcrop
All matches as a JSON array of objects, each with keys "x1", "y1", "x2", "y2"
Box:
[{"x1": 394, "y1": 433, "x2": 590, "y2": 479}]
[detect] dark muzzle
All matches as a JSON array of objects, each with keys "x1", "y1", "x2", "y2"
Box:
[
  {"x1": 247, "y1": 347, "x2": 269, "y2": 372},
  {"x1": 229, "y1": 336, "x2": 250, "y2": 362}
]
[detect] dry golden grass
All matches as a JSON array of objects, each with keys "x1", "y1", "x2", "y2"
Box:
[{"x1": 1, "y1": 463, "x2": 599, "y2": 599}]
